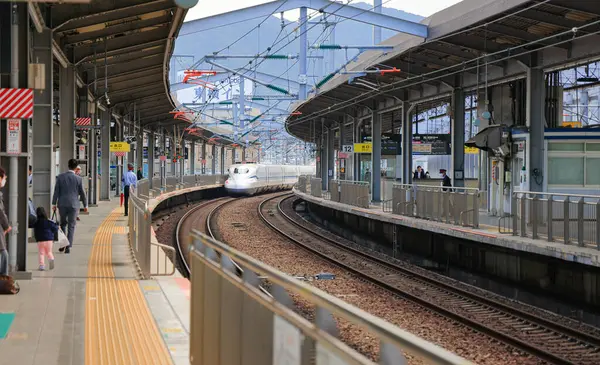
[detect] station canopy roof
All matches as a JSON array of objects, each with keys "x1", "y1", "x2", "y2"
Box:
[
  {"x1": 286, "y1": 0, "x2": 600, "y2": 141},
  {"x1": 45, "y1": 0, "x2": 230, "y2": 144}
]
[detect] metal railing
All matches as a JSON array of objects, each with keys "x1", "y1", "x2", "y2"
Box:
[
  {"x1": 339, "y1": 180, "x2": 370, "y2": 209},
  {"x1": 392, "y1": 184, "x2": 480, "y2": 228},
  {"x1": 189, "y1": 229, "x2": 474, "y2": 365},
  {"x1": 310, "y1": 177, "x2": 322, "y2": 198},
  {"x1": 128, "y1": 173, "x2": 227, "y2": 278},
  {"x1": 512, "y1": 191, "x2": 600, "y2": 249}
]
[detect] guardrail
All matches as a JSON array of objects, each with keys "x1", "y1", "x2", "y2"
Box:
[
  {"x1": 512, "y1": 191, "x2": 600, "y2": 249},
  {"x1": 392, "y1": 184, "x2": 480, "y2": 228},
  {"x1": 128, "y1": 174, "x2": 227, "y2": 278},
  {"x1": 189, "y1": 229, "x2": 474, "y2": 365},
  {"x1": 311, "y1": 177, "x2": 322, "y2": 198}
]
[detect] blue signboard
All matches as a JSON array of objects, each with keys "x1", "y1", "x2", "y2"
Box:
[{"x1": 143, "y1": 163, "x2": 148, "y2": 178}]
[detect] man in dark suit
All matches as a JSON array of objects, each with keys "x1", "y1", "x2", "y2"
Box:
[
  {"x1": 52, "y1": 159, "x2": 88, "y2": 254},
  {"x1": 440, "y1": 169, "x2": 452, "y2": 192}
]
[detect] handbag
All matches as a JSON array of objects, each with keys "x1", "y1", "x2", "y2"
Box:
[
  {"x1": 51, "y1": 211, "x2": 59, "y2": 242},
  {"x1": 0, "y1": 275, "x2": 20, "y2": 295},
  {"x1": 56, "y1": 228, "x2": 69, "y2": 249}
]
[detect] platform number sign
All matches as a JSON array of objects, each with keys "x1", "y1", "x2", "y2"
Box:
[
  {"x1": 342, "y1": 145, "x2": 354, "y2": 153},
  {"x1": 6, "y1": 119, "x2": 21, "y2": 155}
]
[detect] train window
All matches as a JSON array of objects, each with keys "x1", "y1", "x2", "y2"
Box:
[{"x1": 234, "y1": 168, "x2": 239, "y2": 173}]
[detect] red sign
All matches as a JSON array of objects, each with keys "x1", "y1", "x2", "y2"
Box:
[
  {"x1": 201, "y1": 159, "x2": 206, "y2": 165},
  {"x1": 0, "y1": 88, "x2": 34, "y2": 119},
  {"x1": 75, "y1": 117, "x2": 91, "y2": 126},
  {"x1": 338, "y1": 152, "x2": 349, "y2": 159},
  {"x1": 160, "y1": 156, "x2": 167, "y2": 162}
]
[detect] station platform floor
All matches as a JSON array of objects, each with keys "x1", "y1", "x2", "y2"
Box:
[
  {"x1": 0, "y1": 200, "x2": 190, "y2": 365},
  {"x1": 296, "y1": 189, "x2": 600, "y2": 268}
]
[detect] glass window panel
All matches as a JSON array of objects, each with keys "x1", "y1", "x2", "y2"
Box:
[
  {"x1": 548, "y1": 157, "x2": 584, "y2": 185},
  {"x1": 586, "y1": 158, "x2": 600, "y2": 185},
  {"x1": 548, "y1": 142, "x2": 584, "y2": 152},
  {"x1": 587, "y1": 143, "x2": 600, "y2": 152}
]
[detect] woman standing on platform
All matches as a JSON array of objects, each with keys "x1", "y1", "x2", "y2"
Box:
[{"x1": 0, "y1": 167, "x2": 12, "y2": 276}]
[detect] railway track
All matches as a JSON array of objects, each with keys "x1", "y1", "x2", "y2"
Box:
[
  {"x1": 258, "y1": 193, "x2": 600, "y2": 365},
  {"x1": 175, "y1": 197, "x2": 235, "y2": 276}
]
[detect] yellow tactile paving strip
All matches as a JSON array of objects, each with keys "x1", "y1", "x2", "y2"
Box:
[{"x1": 85, "y1": 209, "x2": 173, "y2": 365}]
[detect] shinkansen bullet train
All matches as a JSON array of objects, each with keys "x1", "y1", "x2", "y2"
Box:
[{"x1": 225, "y1": 163, "x2": 314, "y2": 195}]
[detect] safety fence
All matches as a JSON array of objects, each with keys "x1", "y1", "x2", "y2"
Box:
[
  {"x1": 129, "y1": 174, "x2": 227, "y2": 278},
  {"x1": 328, "y1": 180, "x2": 370, "y2": 208},
  {"x1": 311, "y1": 177, "x2": 322, "y2": 198},
  {"x1": 390, "y1": 184, "x2": 481, "y2": 228},
  {"x1": 188, "y1": 229, "x2": 473, "y2": 365},
  {"x1": 511, "y1": 192, "x2": 600, "y2": 249}
]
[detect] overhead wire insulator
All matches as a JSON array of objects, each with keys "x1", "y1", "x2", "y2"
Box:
[
  {"x1": 266, "y1": 84, "x2": 290, "y2": 95},
  {"x1": 264, "y1": 54, "x2": 289, "y2": 59},
  {"x1": 316, "y1": 73, "x2": 335, "y2": 89}
]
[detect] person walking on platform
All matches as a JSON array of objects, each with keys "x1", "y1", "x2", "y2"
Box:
[
  {"x1": 0, "y1": 167, "x2": 12, "y2": 275},
  {"x1": 123, "y1": 163, "x2": 138, "y2": 217},
  {"x1": 440, "y1": 169, "x2": 452, "y2": 192},
  {"x1": 33, "y1": 207, "x2": 58, "y2": 271},
  {"x1": 52, "y1": 159, "x2": 88, "y2": 254}
]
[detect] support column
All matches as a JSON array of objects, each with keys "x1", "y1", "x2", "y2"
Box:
[
  {"x1": 100, "y1": 108, "x2": 110, "y2": 200},
  {"x1": 402, "y1": 102, "x2": 413, "y2": 184},
  {"x1": 231, "y1": 147, "x2": 236, "y2": 165},
  {"x1": 1, "y1": 2, "x2": 31, "y2": 274},
  {"x1": 327, "y1": 126, "x2": 334, "y2": 186},
  {"x1": 320, "y1": 130, "x2": 328, "y2": 190},
  {"x1": 148, "y1": 131, "x2": 155, "y2": 188},
  {"x1": 89, "y1": 104, "x2": 98, "y2": 206},
  {"x1": 136, "y1": 129, "x2": 143, "y2": 172},
  {"x1": 211, "y1": 145, "x2": 216, "y2": 175},
  {"x1": 202, "y1": 141, "x2": 207, "y2": 174},
  {"x1": 60, "y1": 65, "x2": 76, "y2": 172},
  {"x1": 190, "y1": 141, "x2": 196, "y2": 175},
  {"x1": 180, "y1": 139, "x2": 185, "y2": 181},
  {"x1": 451, "y1": 87, "x2": 465, "y2": 188},
  {"x1": 527, "y1": 56, "x2": 545, "y2": 192},
  {"x1": 373, "y1": 0, "x2": 382, "y2": 45},
  {"x1": 161, "y1": 133, "x2": 167, "y2": 188},
  {"x1": 298, "y1": 7, "x2": 308, "y2": 100},
  {"x1": 115, "y1": 120, "x2": 122, "y2": 197},
  {"x1": 372, "y1": 106, "x2": 382, "y2": 201},
  {"x1": 220, "y1": 146, "x2": 225, "y2": 174},
  {"x1": 32, "y1": 26, "x2": 54, "y2": 213}
]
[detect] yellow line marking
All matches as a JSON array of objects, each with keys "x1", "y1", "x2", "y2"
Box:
[{"x1": 85, "y1": 208, "x2": 173, "y2": 365}]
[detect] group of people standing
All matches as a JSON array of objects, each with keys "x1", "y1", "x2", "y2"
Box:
[{"x1": 0, "y1": 160, "x2": 140, "y2": 275}]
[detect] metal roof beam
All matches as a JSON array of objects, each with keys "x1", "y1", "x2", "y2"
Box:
[
  {"x1": 485, "y1": 23, "x2": 570, "y2": 49},
  {"x1": 100, "y1": 83, "x2": 165, "y2": 98},
  {"x1": 517, "y1": 9, "x2": 584, "y2": 29},
  {"x1": 94, "y1": 65, "x2": 163, "y2": 84},
  {"x1": 111, "y1": 91, "x2": 167, "y2": 106},
  {"x1": 104, "y1": 73, "x2": 164, "y2": 91},
  {"x1": 86, "y1": 55, "x2": 163, "y2": 80},
  {"x1": 444, "y1": 34, "x2": 508, "y2": 54},
  {"x1": 183, "y1": 0, "x2": 427, "y2": 38},
  {"x1": 54, "y1": 0, "x2": 174, "y2": 32},
  {"x1": 63, "y1": 14, "x2": 173, "y2": 45},
  {"x1": 73, "y1": 28, "x2": 168, "y2": 63},
  {"x1": 539, "y1": 0, "x2": 600, "y2": 17},
  {"x1": 79, "y1": 47, "x2": 164, "y2": 69}
]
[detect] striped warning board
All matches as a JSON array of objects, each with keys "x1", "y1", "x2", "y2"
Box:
[
  {"x1": 113, "y1": 151, "x2": 127, "y2": 157},
  {"x1": 0, "y1": 88, "x2": 34, "y2": 119},
  {"x1": 75, "y1": 117, "x2": 91, "y2": 126}
]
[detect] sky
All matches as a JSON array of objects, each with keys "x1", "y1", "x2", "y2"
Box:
[{"x1": 185, "y1": 0, "x2": 464, "y2": 22}]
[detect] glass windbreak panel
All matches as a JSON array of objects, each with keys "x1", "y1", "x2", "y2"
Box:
[
  {"x1": 587, "y1": 143, "x2": 600, "y2": 152},
  {"x1": 548, "y1": 142, "x2": 584, "y2": 152},
  {"x1": 548, "y1": 157, "x2": 584, "y2": 185},
  {"x1": 586, "y1": 158, "x2": 600, "y2": 185}
]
